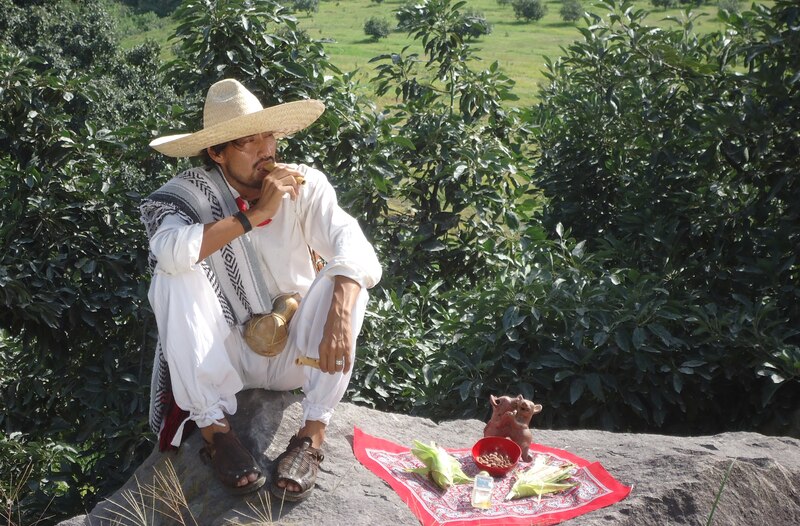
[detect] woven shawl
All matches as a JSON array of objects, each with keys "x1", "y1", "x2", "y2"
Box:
[{"x1": 139, "y1": 166, "x2": 273, "y2": 435}]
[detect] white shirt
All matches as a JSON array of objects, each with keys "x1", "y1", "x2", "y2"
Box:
[
  {"x1": 148, "y1": 164, "x2": 381, "y2": 304},
  {"x1": 144, "y1": 164, "x2": 381, "y2": 445}
]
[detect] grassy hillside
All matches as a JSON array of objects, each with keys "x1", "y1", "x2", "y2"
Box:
[{"x1": 121, "y1": 0, "x2": 753, "y2": 107}]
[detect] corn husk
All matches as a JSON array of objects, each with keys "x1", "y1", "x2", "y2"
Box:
[
  {"x1": 408, "y1": 440, "x2": 473, "y2": 490},
  {"x1": 505, "y1": 454, "x2": 578, "y2": 500}
]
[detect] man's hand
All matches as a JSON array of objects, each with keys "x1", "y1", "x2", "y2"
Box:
[
  {"x1": 246, "y1": 163, "x2": 304, "y2": 225},
  {"x1": 197, "y1": 163, "x2": 303, "y2": 263},
  {"x1": 318, "y1": 276, "x2": 361, "y2": 374}
]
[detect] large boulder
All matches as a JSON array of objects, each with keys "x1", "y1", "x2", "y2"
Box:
[{"x1": 58, "y1": 389, "x2": 800, "y2": 525}]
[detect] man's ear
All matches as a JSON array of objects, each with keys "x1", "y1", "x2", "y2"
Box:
[{"x1": 207, "y1": 146, "x2": 224, "y2": 164}]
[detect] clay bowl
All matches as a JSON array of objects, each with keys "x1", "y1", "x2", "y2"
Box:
[{"x1": 472, "y1": 436, "x2": 521, "y2": 477}]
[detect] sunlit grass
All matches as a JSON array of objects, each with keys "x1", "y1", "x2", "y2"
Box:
[
  {"x1": 98, "y1": 460, "x2": 199, "y2": 526},
  {"x1": 121, "y1": 0, "x2": 770, "y2": 107}
]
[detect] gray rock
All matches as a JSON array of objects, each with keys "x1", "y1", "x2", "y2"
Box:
[{"x1": 60, "y1": 389, "x2": 800, "y2": 526}]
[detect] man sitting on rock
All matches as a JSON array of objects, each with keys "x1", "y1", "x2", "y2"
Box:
[{"x1": 140, "y1": 78, "x2": 382, "y2": 500}]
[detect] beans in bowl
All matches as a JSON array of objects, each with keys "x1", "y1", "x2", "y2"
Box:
[{"x1": 476, "y1": 450, "x2": 513, "y2": 469}]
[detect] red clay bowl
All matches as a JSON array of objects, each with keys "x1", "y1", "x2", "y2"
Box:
[{"x1": 472, "y1": 436, "x2": 521, "y2": 477}]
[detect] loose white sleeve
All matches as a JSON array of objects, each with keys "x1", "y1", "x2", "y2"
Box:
[
  {"x1": 296, "y1": 167, "x2": 382, "y2": 289},
  {"x1": 148, "y1": 215, "x2": 204, "y2": 275}
]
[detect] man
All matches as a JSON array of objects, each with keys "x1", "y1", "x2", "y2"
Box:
[{"x1": 140, "y1": 78, "x2": 381, "y2": 500}]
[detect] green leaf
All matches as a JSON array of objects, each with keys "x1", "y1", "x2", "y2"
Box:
[
  {"x1": 570, "y1": 378, "x2": 585, "y2": 404},
  {"x1": 502, "y1": 306, "x2": 526, "y2": 330},
  {"x1": 632, "y1": 327, "x2": 646, "y2": 349}
]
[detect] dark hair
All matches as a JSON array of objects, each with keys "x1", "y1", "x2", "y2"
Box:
[{"x1": 201, "y1": 142, "x2": 228, "y2": 169}]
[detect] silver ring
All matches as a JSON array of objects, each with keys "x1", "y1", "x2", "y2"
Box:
[{"x1": 335, "y1": 359, "x2": 344, "y2": 366}]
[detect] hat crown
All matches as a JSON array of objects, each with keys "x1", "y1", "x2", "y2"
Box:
[{"x1": 203, "y1": 79, "x2": 264, "y2": 129}]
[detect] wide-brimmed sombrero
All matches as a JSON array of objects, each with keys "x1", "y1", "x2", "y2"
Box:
[{"x1": 150, "y1": 78, "x2": 325, "y2": 158}]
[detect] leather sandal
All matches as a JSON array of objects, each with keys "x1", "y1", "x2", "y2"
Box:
[
  {"x1": 270, "y1": 435, "x2": 324, "y2": 502},
  {"x1": 200, "y1": 431, "x2": 266, "y2": 495}
]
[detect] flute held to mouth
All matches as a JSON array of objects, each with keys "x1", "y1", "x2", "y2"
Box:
[{"x1": 262, "y1": 161, "x2": 306, "y2": 185}]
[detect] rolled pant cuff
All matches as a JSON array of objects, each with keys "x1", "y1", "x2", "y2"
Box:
[{"x1": 302, "y1": 400, "x2": 334, "y2": 426}]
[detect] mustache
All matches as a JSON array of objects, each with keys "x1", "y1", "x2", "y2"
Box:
[{"x1": 255, "y1": 154, "x2": 279, "y2": 169}]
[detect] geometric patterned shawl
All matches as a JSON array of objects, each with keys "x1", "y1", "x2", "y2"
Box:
[{"x1": 139, "y1": 165, "x2": 274, "y2": 436}]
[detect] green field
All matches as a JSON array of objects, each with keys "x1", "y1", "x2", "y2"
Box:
[{"x1": 123, "y1": 0, "x2": 753, "y2": 107}]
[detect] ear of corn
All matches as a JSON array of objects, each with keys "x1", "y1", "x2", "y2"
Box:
[
  {"x1": 409, "y1": 440, "x2": 473, "y2": 490},
  {"x1": 505, "y1": 455, "x2": 578, "y2": 500}
]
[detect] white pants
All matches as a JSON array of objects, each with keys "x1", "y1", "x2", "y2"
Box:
[{"x1": 148, "y1": 265, "x2": 368, "y2": 447}]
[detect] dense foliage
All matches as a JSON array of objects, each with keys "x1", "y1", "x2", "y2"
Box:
[
  {"x1": 0, "y1": 0, "x2": 797, "y2": 524},
  {"x1": 0, "y1": 0, "x2": 178, "y2": 522},
  {"x1": 528, "y1": 0, "x2": 799, "y2": 430}
]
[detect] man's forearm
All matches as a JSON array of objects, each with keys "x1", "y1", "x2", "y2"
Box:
[
  {"x1": 197, "y1": 208, "x2": 270, "y2": 262},
  {"x1": 317, "y1": 275, "x2": 361, "y2": 373},
  {"x1": 330, "y1": 275, "x2": 361, "y2": 316}
]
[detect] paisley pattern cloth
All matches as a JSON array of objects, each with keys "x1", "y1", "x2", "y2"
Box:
[{"x1": 353, "y1": 427, "x2": 631, "y2": 526}]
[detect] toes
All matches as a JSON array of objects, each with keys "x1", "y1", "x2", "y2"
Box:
[
  {"x1": 275, "y1": 479, "x2": 300, "y2": 493},
  {"x1": 236, "y1": 472, "x2": 260, "y2": 487}
]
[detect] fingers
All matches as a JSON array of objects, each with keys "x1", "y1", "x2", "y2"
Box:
[
  {"x1": 261, "y1": 165, "x2": 304, "y2": 199},
  {"x1": 318, "y1": 335, "x2": 352, "y2": 374},
  {"x1": 250, "y1": 168, "x2": 303, "y2": 218}
]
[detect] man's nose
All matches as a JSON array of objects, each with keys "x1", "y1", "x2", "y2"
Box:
[{"x1": 254, "y1": 133, "x2": 274, "y2": 156}]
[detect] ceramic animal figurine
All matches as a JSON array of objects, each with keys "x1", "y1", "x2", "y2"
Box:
[{"x1": 483, "y1": 394, "x2": 542, "y2": 462}]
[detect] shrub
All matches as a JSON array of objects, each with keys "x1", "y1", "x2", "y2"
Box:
[
  {"x1": 530, "y1": 0, "x2": 799, "y2": 432},
  {"x1": 458, "y1": 9, "x2": 493, "y2": 40},
  {"x1": 364, "y1": 16, "x2": 390, "y2": 40},
  {"x1": 651, "y1": 0, "x2": 678, "y2": 9},
  {"x1": 560, "y1": 0, "x2": 583, "y2": 22},
  {"x1": 718, "y1": 0, "x2": 742, "y2": 14},
  {"x1": 512, "y1": 0, "x2": 548, "y2": 22},
  {"x1": 288, "y1": 0, "x2": 319, "y2": 14},
  {"x1": 0, "y1": 0, "x2": 176, "y2": 521}
]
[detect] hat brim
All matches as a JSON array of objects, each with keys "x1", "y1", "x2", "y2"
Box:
[{"x1": 150, "y1": 99, "x2": 325, "y2": 157}]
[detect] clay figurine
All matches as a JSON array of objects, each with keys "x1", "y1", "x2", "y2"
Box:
[{"x1": 483, "y1": 394, "x2": 542, "y2": 462}]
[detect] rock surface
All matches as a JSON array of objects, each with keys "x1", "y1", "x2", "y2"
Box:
[{"x1": 59, "y1": 389, "x2": 800, "y2": 526}]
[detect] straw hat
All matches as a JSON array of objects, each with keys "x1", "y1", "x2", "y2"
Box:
[{"x1": 150, "y1": 79, "x2": 325, "y2": 157}]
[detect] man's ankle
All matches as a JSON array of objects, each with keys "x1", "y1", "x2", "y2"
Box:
[
  {"x1": 201, "y1": 417, "x2": 231, "y2": 443},
  {"x1": 298, "y1": 420, "x2": 326, "y2": 449}
]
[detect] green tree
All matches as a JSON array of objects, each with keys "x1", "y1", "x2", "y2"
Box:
[
  {"x1": 351, "y1": 0, "x2": 530, "y2": 413},
  {"x1": 718, "y1": 0, "x2": 742, "y2": 14},
  {"x1": 528, "y1": 0, "x2": 799, "y2": 432},
  {"x1": 288, "y1": 0, "x2": 319, "y2": 15},
  {"x1": 512, "y1": 0, "x2": 548, "y2": 21},
  {"x1": 457, "y1": 9, "x2": 493, "y2": 40},
  {"x1": 368, "y1": 0, "x2": 525, "y2": 286},
  {"x1": 364, "y1": 16, "x2": 390, "y2": 40},
  {"x1": 0, "y1": 0, "x2": 178, "y2": 521},
  {"x1": 119, "y1": 0, "x2": 181, "y2": 16},
  {"x1": 651, "y1": 0, "x2": 678, "y2": 9},
  {"x1": 560, "y1": 0, "x2": 583, "y2": 22}
]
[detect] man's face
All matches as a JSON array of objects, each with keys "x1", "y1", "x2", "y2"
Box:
[{"x1": 210, "y1": 132, "x2": 277, "y2": 199}]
